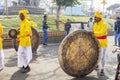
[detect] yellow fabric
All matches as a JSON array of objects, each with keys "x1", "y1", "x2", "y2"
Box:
[
  {"x1": 26, "y1": 16, "x2": 37, "y2": 28},
  {"x1": 19, "y1": 9, "x2": 29, "y2": 17},
  {"x1": 30, "y1": 21, "x2": 37, "y2": 28},
  {"x1": 26, "y1": 16, "x2": 31, "y2": 21},
  {"x1": 18, "y1": 19, "x2": 32, "y2": 47},
  {"x1": 0, "y1": 23, "x2": 3, "y2": 50},
  {"x1": 94, "y1": 12, "x2": 103, "y2": 19},
  {"x1": 94, "y1": 20, "x2": 108, "y2": 48}
]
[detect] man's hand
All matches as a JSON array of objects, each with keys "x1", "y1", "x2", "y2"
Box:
[
  {"x1": 27, "y1": 34, "x2": 31, "y2": 36},
  {"x1": 118, "y1": 74, "x2": 120, "y2": 80},
  {"x1": 17, "y1": 38, "x2": 20, "y2": 43},
  {"x1": 112, "y1": 48, "x2": 117, "y2": 54}
]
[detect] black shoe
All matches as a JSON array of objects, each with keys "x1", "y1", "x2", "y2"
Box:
[
  {"x1": 113, "y1": 44, "x2": 117, "y2": 46},
  {"x1": 43, "y1": 43, "x2": 47, "y2": 46},
  {"x1": 20, "y1": 66, "x2": 25, "y2": 72},
  {"x1": 21, "y1": 66, "x2": 31, "y2": 73}
]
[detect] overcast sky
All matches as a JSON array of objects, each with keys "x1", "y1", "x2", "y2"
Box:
[
  {"x1": 93, "y1": 0, "x2": 120, "y2": 10},
  {"x1": 83, "y1": 0, "x2": 120, "y2": 12}
]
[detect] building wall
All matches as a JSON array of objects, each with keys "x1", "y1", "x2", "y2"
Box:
[
  {"x1": 65, "y1": 6, "x2": 85, "y2": 16},
  {"x1": 30, "y1": 0, "x2": 40, "y2": 7}
]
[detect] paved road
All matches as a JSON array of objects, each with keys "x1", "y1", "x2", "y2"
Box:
[{"x1": 0, "y1": 36, "x2": 118, "y2": 80}]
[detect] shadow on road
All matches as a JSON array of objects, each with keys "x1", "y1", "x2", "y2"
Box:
[
  {"x1": 96, "y1": 69, "x2": 109, "y2": 80},
  {"x1": 10, "y1": 70, "x2": 29, "y2": 80},
  {"x1": 37, "y1": 43, "x2": 59, "y2": 58},
  {"x1": 5, "y1": 54, "x2": 17, "y2": 67},
  {"x1": 71, "y1": 76, "x2": 98, "y2": 80}
]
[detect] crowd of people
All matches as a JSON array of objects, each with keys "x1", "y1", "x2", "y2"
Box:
[{"x1": 0, "y1": 9, "x2": 120, "y2": 79}]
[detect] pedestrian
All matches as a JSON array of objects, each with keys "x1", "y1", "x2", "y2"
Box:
[
  {"x1": 114, "y1": 17, "x2": 120, "y2": 47},
  {"x1": 112, "y1": 47, "x2": 120, "y2": 80},
  {"x1": 93, "y1": 12, "x2": 108, "y2": 76},
  {"x1": 87, "y1": 17, "x2": 94, "y2": 31},
  {"x1": 114, "y1": 17, "x2": 120, "y2": 46},
  {"x1": 64, "y1": 19, "x2": 71, "y2": 35},
  {"x1": 17, "y1": 10, "x2": 32, "y2": 73},
  {"x1": 42, "y1": 15, "x2": 49, "y2": 45},
  {"x1": 0, "y1": 22, "x2": 4, "y2": 71}
]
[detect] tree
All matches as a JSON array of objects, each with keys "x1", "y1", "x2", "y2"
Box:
[{"x1": 53, "y1": 0, "x2": 81, "y2": 30}]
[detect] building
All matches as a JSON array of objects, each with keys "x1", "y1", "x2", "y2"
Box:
[
  {"x1": 65, "y1": 6, "x2": 85, "y2": 16},
  {"x1": 0, "y1": 0, "x2": 40, "y2": 7},
  {"x1": 0, "y1": 0, "x2": 45, "y2": 15},
  {"x1": 107, "y1": 3, "x2": 120, "y2": 18}
]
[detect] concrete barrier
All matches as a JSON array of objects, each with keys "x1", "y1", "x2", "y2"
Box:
[
  {"x1": 2, "y1": 31, "x2": 65, "y2": 49},
  {"x1": 2, "y1": 30, "x2": 114, "y2": 49}
]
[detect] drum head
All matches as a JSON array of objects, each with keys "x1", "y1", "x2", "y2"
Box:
[
  {"x1": 58, "y1": 30, "x2": 100, "y2": 77},
  {"x1": 8, "y1": 29, "x2": 17, "y2": 38}
]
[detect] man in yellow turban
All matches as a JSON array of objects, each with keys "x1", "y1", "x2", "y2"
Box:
[
  {"x1": 0, "y1": 22, "x2": 4, "y2": 71},
  {"x1": 94, "y1": 12, "x2": 108, "y2": 76},
  {"x1": 17, "y1": 10, "x2": 32, "y2": 73}
]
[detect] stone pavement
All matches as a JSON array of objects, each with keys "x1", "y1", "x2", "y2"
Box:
[{"x1": 0, "y1": 36, "x2": 118, "y2": 80}]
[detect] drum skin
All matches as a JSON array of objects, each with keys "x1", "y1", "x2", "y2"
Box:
[
  {"x1": 12, "y1": 28, "x2": 40, "y2": 54},
  {"x1": 58, "y1": 30, "x2": 100, "y2": 77},
  {"x1": 8, "y1": 29, "x2": 17, "y2": 38}
]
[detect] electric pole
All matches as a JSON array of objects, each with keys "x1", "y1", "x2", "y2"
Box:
[
  {"x1": 5, "y1": 0, "x2": 8, "y2": 17},
  {"x1": 101, "y1": 0, "x2": 107, "y2": 17}
]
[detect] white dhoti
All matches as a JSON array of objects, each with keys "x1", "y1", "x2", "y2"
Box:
[
  {"x1": 0, "y1": 50, "x2": 4, "y2": 69},
  {"x1": 99, "y1": 48, "x2": 107, "y2": 69},
  {"x1": 17, "y1": 46, "x2": 32, "y2": 68}
]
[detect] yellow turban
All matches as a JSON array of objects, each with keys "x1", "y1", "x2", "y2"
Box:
[
  {"x1": 26, "y1": 16, "x2": 31, "y2": 21},
  {"x1": 19, "y1": 9, "x2": 29, "y2": 17},
  {"x1": 94, "y1": 12, "x2": 103, "y2": 19}
]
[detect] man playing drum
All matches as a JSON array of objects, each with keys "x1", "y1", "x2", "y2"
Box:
[
  {"x1": 17, "y1": 10, "x2": 32, "y2": 73},
  {"x1": 93, "y1": 12, "x2": 108, "y2": 76}
]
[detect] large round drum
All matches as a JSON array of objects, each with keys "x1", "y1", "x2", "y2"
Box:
[
  {"x1": 58, "y1": 30, "x2": 100, "y2": 77},
  {"x1": 9, "y1": 28, "x2": 40, "y2": 54}
]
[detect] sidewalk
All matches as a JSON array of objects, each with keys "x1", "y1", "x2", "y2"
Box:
[{"x1": 0, "y1": 36, "x2": 117, "y2": 80}]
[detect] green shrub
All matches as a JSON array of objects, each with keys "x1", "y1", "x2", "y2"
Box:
[{"x1": 0, "y1": 15, "x2": 115, "y2": 33}]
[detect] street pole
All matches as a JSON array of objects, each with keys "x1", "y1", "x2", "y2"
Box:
[
  {"x1": 101, "y1": 0, "x2": 107, "y2": 17},
  {"x1": 90, "y1": 0, "x2": 93, "y2": 16},
  {"x1": 5, "y1": 0, "x2": 8, "y2": 17},
  {"x1": 103, "y1": 4, "x2": 105, "y2": 14}
]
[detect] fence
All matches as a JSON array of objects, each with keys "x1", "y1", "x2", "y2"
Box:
[
  {"x1": 2, "y1": 31, "x2": 65, "y2": 49},
  {"x1": 2, "y1": 22, "x2": 114, "y2": 49}
]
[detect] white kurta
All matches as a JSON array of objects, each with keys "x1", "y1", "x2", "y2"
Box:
[
  {"x1": 0, "y1": 50, "x2": 4, "y2": 69},
  {"x1": 17, "y1": 46, "x2": 32, "y2": 67},
  {"x1": 99, "y1": 48, "x2": 107, "y2": 69},
  {"x1": 88, "y1": 22, "x2": 94, "y2": 31}
]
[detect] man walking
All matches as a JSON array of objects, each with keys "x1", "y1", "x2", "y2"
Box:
[
  {"x1": 93, "y1": 12, "x2": 108, "y2": 76},
  {"x1": 17, "y1": 10, "x2": 32, "y2": 73},
  {"x1": 64, "y1": 19, "x2": 71, "y2": 35},
  {"x1": 114, "y1": 17, "x2": 120, "y2": 46},
  {"x1": 0, "y1": 22, "x2": 4, "y2": 71},
  {"x1": 42, "y1": 15, "x2": 49, "y2": 45}
]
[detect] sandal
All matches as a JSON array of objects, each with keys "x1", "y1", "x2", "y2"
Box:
[{"x1": 100, "y1": 69, "x2": 105, "y2": 76}]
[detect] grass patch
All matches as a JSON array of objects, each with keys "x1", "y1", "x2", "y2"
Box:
[{"x1": 0, "y1": 15, "x2": 115, "y2": 33}]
